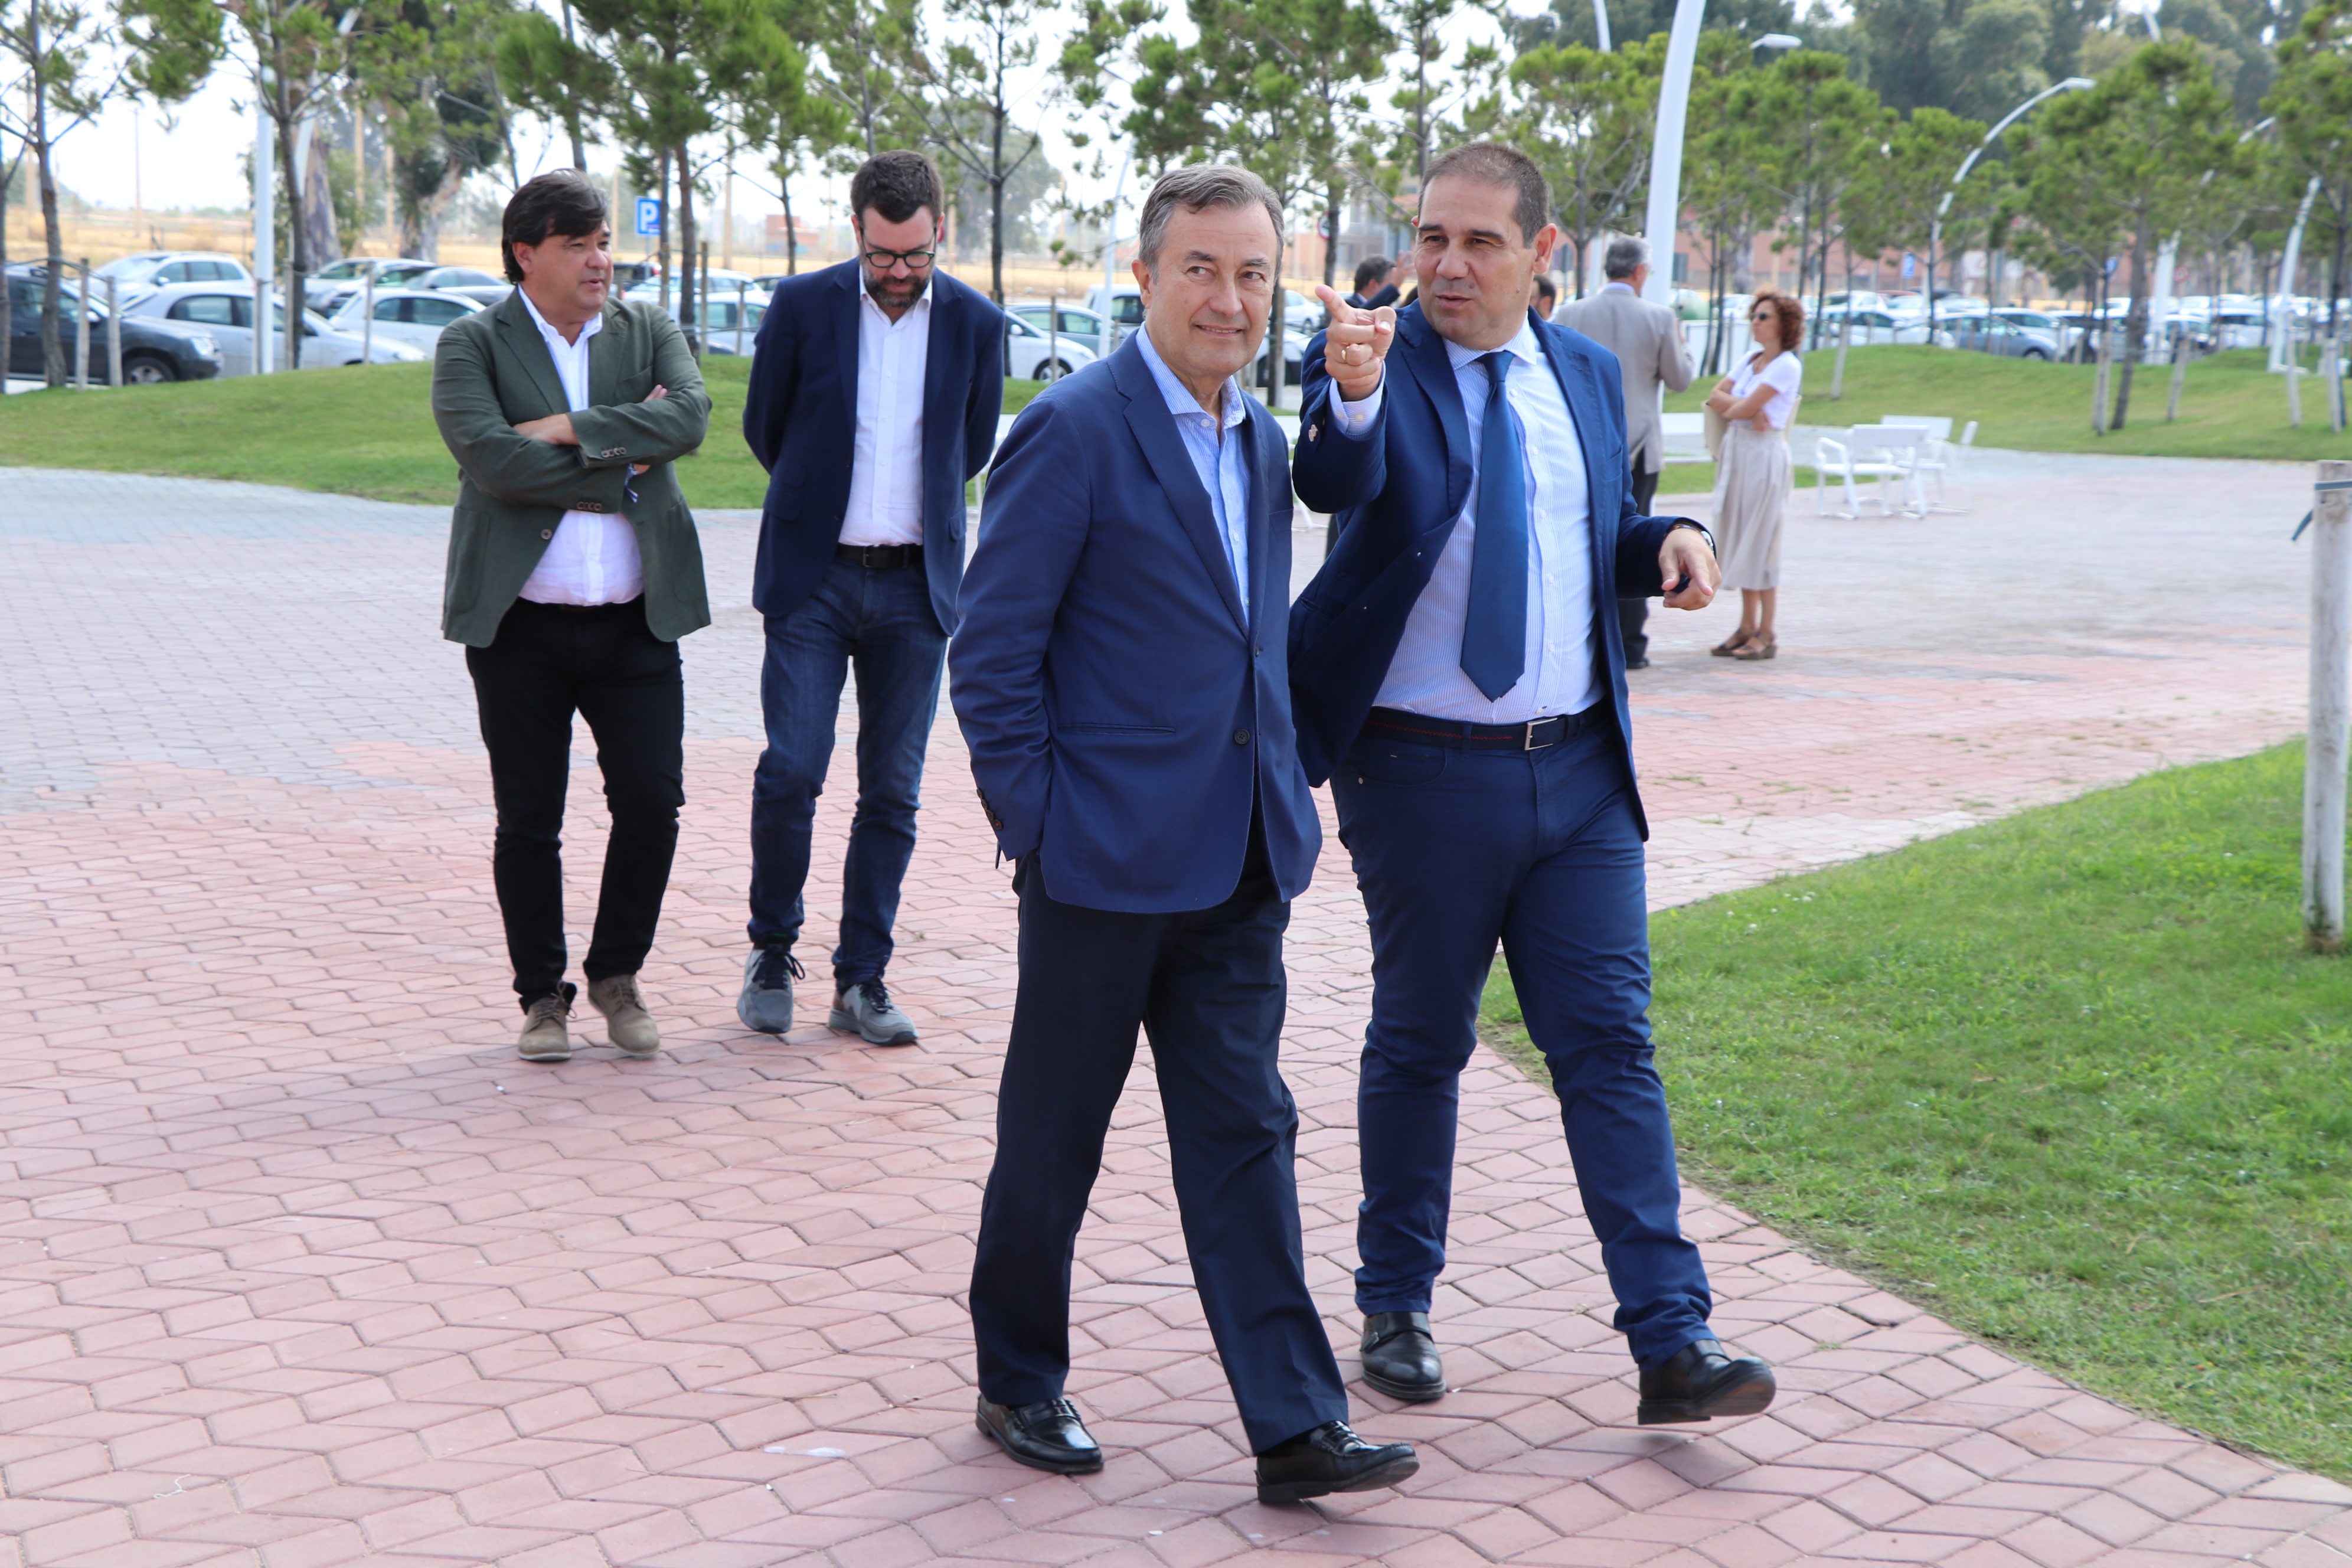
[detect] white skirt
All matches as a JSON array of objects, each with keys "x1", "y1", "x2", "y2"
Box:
[{"x1": 1713, "y1": 423, "x2": 1792, "y2": 592}]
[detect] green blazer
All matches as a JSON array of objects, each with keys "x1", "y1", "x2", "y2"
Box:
[{"x1": 433, "y1": 291, "x2": 714, "y2": 647}]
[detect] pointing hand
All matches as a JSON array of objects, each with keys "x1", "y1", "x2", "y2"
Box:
[{"x1": 1314, "y1": 283, "x2": 1396, "y2": 403}]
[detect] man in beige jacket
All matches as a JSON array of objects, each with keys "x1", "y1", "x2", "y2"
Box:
[{"x1": 1552, "y1": 237, "x2": 1693, "y2": 668}]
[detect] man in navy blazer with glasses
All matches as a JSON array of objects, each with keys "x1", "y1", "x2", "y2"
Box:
[
  {"x1": 1291, "y1": 142, "x2": 1777, "y2": 1427},
  {"x1": 739, "y1": 150, "x2": 1003, "y2": 1047},
  {"x1": 949, "y1": 164, "x2": 1415, "y2": 1506}
]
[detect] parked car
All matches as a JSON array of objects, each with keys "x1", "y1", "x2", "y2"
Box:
[
  {"x1": 305, "y1": 256, "x2": 432, "y2": 312},
  {"x1": 1007, "y1": 300, "x2": 1112, "y2": 361},
  {"x1": 671, "y1": 295, "x2": 769, "y2": 355},
  {"x1": 628, "y1": 267, "x2": 764, "y2": 306},
  {"x1": 115, "y1": 282, "x2": 426, "y2": 375},
  {"x1": 1943, "y1": 312, "x2": 2059, "y2": 360},
  {"x1": 1004, "y1": 311, "x2": 1098, "y2": 381},
  {"x1": 324, "y1": 287, "x2": 485, "y2": 349},
  {"x1": 1813, "y1": 306, "x2": 1952, "y2": 347},
  {"x1": 93, "y1": 250, "x2": 253, "y2": 302},
  {"x1": 6, "y1": 269, "x2": 224, "y2": 383},
  {"x1": 400, "y1": 265, "x2": 510, "y2": 308}
]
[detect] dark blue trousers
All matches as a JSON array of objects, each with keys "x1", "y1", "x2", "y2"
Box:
[
  {"x1": 968, "y1": 838, "x2": 1351, "y2": 1454},
  {"x1": 1329, "y1": 717, "x2": 1714, "y2": 1368},
  {"x1": 748, "y1": 557, "x2": 946, "y2": 985}
]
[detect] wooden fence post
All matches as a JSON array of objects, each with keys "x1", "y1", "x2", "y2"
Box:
[{"x1": 2305, "y1": 459, "x2": 2352, "y2": 952}]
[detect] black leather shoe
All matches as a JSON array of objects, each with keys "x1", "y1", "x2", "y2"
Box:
[
  {"x1": 975, "y1": 1396, "x2": 1103, "y2": 1474},
  {"x1": 1636, "y1": 1338, "x2": 1777, "y2": 1424},
  {"x1": 1626, "y1": 654, "x2": 1652, "y2": 669},
  {"x1": 1255, "y1": 1420, "x2": 1419, "y2": 1504},
  {"x1": 1360, "y1": 1311, "x2": 1447, "y2": 1402}
]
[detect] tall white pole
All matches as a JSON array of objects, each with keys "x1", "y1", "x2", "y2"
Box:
[
  {"x1": 253, "y1": 98, "x2": 276, "y2": 375},
  {"x1": 2303, "y1": 459, "x2": 2352, "y2": 952},
  {"x1": 1592, "y1": 0, "x2": 1612, "y2": 51},
  {"x1": 2274, "y1": 177, "x2": 2320, "y2": 374},
  {"x1": 1638, "y1": 0, "x2": 1706, "y2": 306}
]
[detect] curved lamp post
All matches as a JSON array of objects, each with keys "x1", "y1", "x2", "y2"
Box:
[
  {"x1": 1638, "y1": 17, "x2": 1797, "y2": 306},
  {"x1": 1925, "y1": 77, "x2": 2095, "y2": 332}
]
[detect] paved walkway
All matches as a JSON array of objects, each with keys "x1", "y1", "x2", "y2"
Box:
[{"x1": 4, "y1": 453, "x2": 2348, "y2": 1568}]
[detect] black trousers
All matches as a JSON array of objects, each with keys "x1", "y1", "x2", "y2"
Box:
[
  {"x1": 1618, "y1": 463, "x2": 1663, "y2": 662},
  {"x1": 968, "y1": 825, "x2": 1351, "y2": 1454},
  {"x1": 465, "y1": 597, "x2": 685, "y2": 1004}
]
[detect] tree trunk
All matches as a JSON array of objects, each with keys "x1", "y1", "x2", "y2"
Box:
[
  {"x1": 988, "y1": 99, "x2": 1006, "y2": 304},
  {"x1": 2165, "y1": 324, "x2": 2188, "y2": 422},
  {"x1": 32, "y1": 4, "x2": 66, "y2": 388},
  {"x1": 656, "y1": 147, "x2": 672, "y2": 312},
  {"x1": 2112, "y1": 212, "x2": 2152, "y2": 431},
  {"x1": 1, "y1": 149, "x2": 16, "y2": 274},
  {"x1": 276, "y1": 87, "x2": 309, "y2": 370},
  {"x1": 1831, "y1": 310, "x2": 1850, "y2": 398},
  {"x1": 298, "y1": 119, "x2": 341, "y2": 272},
  {"x1": 782, "y1": 177, "x2": 798, "y2": 276},
  {"x1": 1323, "y1": 176, "x2": 1342, "y2": 289},
  {"x1": 677, "y1": 144, "x2": 698, "y2": 358}
]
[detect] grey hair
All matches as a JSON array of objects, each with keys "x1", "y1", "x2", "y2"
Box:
[
  {"x1": 1136, "y1": 165, "x2": 1285, "y2": 269},
  {"x1": 1603, "y1": 236, "x2": 1649, "y2": 281}
]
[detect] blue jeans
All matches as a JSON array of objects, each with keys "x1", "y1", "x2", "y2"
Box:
[
  {"x1": 1329, "y1": 716, "x2": 1714, "y2": 1367},
  {"x1": 749, "y1": 558, "x2": 946, "y2": 985}
]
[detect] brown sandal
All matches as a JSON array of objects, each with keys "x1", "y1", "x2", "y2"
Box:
[
  {"x1": 1731, "y1": 632, "x2": 1778, "y2": 661},
  {"x1": 1710, "y1": 628, "x2": 1756, "y2": 657}
]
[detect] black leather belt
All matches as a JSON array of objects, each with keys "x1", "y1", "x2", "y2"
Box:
[
  {"x1": 837, "y1": 543, "x2": 924, "y2": 569},
  {"x1": 1364, "y1": 704, "x2": 1607, "y2": 750},
  {"x1": 519, "y1": 594, "x2": 643, "y2": 615}
]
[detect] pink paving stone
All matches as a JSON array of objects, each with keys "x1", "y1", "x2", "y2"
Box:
[{"x1": 1, "y1": 457, "x2": 2347, "y2": 1567}]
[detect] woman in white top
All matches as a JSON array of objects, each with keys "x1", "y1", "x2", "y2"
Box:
[{"x1": 1703, "y1": 289, "x2": 1804, "y2": 661}]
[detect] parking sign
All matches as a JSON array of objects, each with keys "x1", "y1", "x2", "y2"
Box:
[{"x1": 635, "y1": 197, "x2": 663, "y2": 237}]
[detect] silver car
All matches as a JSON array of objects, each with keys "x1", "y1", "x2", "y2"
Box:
[
  {"x1": 117, "y1": 283, "x2": 427, "y2": 375},
  {"x1": 325, "y1": 287, "x2": 485, "y2": 349},
  {"x1": 1945, "y1": 312, "x2": 2059, "y2": 361},
  {"x1": 1004, "y1": 312, "x2": 1098, "y2": 381},
  {"x1": 306, "y1": 256, "x2": 433, "y2": 313}
]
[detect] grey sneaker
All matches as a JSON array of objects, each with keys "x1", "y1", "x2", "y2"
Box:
[
  {"x1": 587, "y1": 974, "x2": 661, "y2": 1057},
  {"x1": 737, "y1": 946, "x2": 803, "y2": 1035},
  {"x1": 518, "y1": 982, "x2": 577, "y2": 1062},
  {"x1": 829, "y1": 979, "x2": 917, "y2": 1046}
]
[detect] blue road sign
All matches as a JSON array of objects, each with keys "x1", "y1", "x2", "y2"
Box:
[
  {"x1": 635, "y1": 197, "x2": 663, "y2": 238},
  {"x1": 1901, "y1": 251, "x2": 1917, "y2": 279}
]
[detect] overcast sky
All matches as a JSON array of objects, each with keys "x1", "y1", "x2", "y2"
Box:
[{"x1": 46, "y1": 0, "x2": 1518, "y2": 233}]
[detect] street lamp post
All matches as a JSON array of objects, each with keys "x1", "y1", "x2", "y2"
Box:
[
  {"x1": 1925, "y1": 77, "x2": 2095, "y2": 336},
  {"x1": 1638, "y1": 14, "x2": 1797, "y2": 311}
]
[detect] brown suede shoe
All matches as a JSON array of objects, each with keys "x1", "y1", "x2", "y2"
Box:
[
  {"x1": 518, "y1": 983, "x2": 576, "y2": 1063},
  {"x1": 587, "y1": 974, "x2": 661, "y2": 1057}
]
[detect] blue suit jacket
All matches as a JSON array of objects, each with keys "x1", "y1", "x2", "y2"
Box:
[
  {"x1": 1288, "y1": 303, "x2": 1686, "y2": 824},
  {"x1": 742, "y1": 261, "x2": 1005, "y2": 633},
  {"x1": 949, "y1": 336, "x2": 1319, "y2": 914}
]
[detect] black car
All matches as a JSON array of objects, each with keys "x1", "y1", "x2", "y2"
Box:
[{"x1": 6, "y1": 269, "x2": 225, "y2": 384}]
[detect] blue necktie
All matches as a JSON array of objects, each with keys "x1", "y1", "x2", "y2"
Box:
[{"x1": 1461, "y1": 351, "x2": 1528, "y2": 701}]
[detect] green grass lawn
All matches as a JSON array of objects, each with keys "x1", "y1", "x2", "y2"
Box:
[
  {"x1": 1670, "y1": 344, "x2": 2350, "y2": 463},
  {"x1": 1482, "y1": 743, "x2": 2352, "y2": 1481},
  {"x1": 0, "y1": 356, "x2": 1050, "y2": 509},
  {"x1": 1650, "y1": 461, "x2": 1819, "y2": 497}
]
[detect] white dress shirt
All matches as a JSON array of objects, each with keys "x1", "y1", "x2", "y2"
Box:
[
  {"x1": 1332, "y1": 319, "x2": 1596, "y2": 722},
  {"x1": 840, "y1": 287, "x2": 932, "y2": 547},
  {"x1": 1135, "y1": 323, "x2": 1250, "y2": 613},
  {"x1": 515, "y1": 288, "x2": 643, "y2": 607}
]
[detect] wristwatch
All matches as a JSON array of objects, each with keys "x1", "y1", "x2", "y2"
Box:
[{"x1": 1666, "y1": 518, "x2": 1717, "y2": 556}]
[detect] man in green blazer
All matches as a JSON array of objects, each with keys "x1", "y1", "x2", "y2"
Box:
[{"x1": 433, "y1": 169, "x2": 713, "y2": 1063}]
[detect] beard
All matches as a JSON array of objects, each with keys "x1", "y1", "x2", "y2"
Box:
[{"x1": 865, "y1": 270, "x2": 930, "y2": 312}]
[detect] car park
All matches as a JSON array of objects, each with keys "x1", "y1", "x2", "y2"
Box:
[
  {"x1": 6, "y1": 269, "x2": 224, "y2": 383},
  {"x1": 115, "y1": 282, "x2": 426, "y2": 375},
  {"x1": 1812, "y1": 306, "x2": 1951, "y2": 346},
  {"x1": 324, "y1": 288, "x2": 485, "y2": 349},
  {"x1": 672, "y1": 295, "x2": 769, "y2": 355}
]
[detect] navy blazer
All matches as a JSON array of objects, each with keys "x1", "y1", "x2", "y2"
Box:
[
  {"x1": 1288, "y1": 303, "x2": 1687, "y2": 821},
  {"x1": 742, "y1": 261, "x2": 1005, "y2": 633},
  {"x1": 948, "y1": 336, "x2": 1319, "y2": 914}
]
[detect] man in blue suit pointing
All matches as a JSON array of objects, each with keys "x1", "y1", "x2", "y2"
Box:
[
  {"x1": 950, "y1": 165, "x2": 1416, "y2": 1504},
  {"x1": 1292, "y1": 142, "x2": 1778, "y2": 1425}
]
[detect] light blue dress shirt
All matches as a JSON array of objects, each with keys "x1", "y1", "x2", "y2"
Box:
[
  {"x1": 1135, "y1": 323, "x2": 1252, "y2": 618},
  {"x1": 1331, "y1": 318, "x2": 1596, "y2": 722}
]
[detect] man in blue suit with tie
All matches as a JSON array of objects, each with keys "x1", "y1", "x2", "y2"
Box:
[
  {"x1": 739, "y1": 151, "x2": 1004, "y2": 1045},
  {"x1": 1292, "y1": 142, "x2": 1778, "y2": 1425},
  {"x1": 950, "y1": 165, "x2": 1416, "y2": 1504}
]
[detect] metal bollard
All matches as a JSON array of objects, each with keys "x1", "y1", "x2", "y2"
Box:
[
  {"x1": 74, "y1": 259, "x2": 92, "y2": 391},
  {"x1": 106, "y1": 275, "x2": 122, "y2": 388}
]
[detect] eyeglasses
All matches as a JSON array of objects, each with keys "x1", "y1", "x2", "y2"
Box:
[
  {"x1": 1749, "y1": 312, "x2": 1775, "y2": 323},
  {"x1": 860, "y1": 244, "x2": 937, "y2": 272}
]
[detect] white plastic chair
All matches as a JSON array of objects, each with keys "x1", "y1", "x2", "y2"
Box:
[
  {"x1": 1895, "y1": 418, "x2": 1976, "y2": 511},
  {"x1": 1814, "y1": 424, "x2": 1925, "y2": 518}
]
